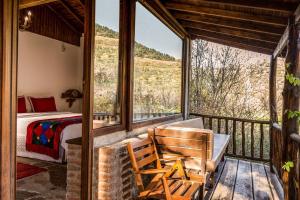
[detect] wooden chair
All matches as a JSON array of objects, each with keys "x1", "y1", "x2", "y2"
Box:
[{"x1": 127, "y1": 137, "x2": 203, "y2": 200}]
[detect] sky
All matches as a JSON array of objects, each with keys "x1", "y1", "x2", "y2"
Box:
[{"x1": 95, "y1": 0, "x2": 183, "y2": 59}]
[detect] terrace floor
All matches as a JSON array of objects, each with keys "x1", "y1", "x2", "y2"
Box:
[
  {"x1": 207, "y1": 158, "x2": 283, "y2": 200},
  {"x1": 15, "y1": 157, "x2": 283, "y2": 200}
]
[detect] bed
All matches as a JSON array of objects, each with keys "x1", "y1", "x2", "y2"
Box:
[{"x1": 17, "y1": 112, "x2": 82, "y2": 163}]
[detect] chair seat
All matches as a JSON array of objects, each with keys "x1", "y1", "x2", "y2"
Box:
[{"x1": 140, "y1": 177, "x2": 200, "y2": 200}]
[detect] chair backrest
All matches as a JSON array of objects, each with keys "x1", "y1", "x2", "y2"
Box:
[
  {"x1": 158, "y1": 117, "x2": 204, "y2": 129},
  {"x1": 149, "y1": 126, "x2": 214, "y2": 173},
  {"x1": 127, "y1": 137, "x2": 161, "y2": 191}
]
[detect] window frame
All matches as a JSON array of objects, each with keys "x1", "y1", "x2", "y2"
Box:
[
  {"x1": 92, "y1": 0, "x2": 127, "y2": 137},
  {"x1": 90, "y1": 0, "x2": 187, "y2": 134},
  {"x1": 131, "y1": 1, "x2": 185, "y2": 128}
]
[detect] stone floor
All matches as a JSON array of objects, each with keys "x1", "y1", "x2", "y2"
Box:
[{"x1": 16, "y1": 157, "x2": 67, "y2": 200}]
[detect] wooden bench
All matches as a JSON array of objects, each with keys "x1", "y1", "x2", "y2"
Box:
[
  {"x1": 150, "y1": 118, "x2": 230, "y2": 186},
  {"x1": 127, "y1": 137, "x2": 204, "y2": 200}
]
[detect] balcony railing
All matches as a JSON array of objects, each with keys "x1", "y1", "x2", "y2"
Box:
[{"x1": 190, "y1": 113, "x2": 270, "y2": 162}]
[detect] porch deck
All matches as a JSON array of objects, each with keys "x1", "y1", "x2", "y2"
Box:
[
  {"x1": 207, "y1": 158, "x2": 283, "y2": 200},
  {"x1": 16, "y1": 156, "x2": 283, "y2": 200}
]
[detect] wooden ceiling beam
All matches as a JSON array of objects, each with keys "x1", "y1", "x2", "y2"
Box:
[
  {"x1": 46, "y1": 4, "x2": 82, "y2": 34},
  {"x1": 139, "y1": 0, "x2": 188, "y2": 38},
  {"x1": 190, "y1": 34, "x2": 273, "y2": 55},
  {"x1": 165, "y1": 2, "x2": 288, "y2": 26},
  {"x1": 162, "y1": 0, "x2": 295, "y2": 15},
  {"x1": 180, "y1": 20, "x2": 281, "y2": 43},
  {"x1": 59, "y1": 0, "x2": 84, "y2": 26},
  {"x1": 187, "y1": 28, "x2": 276, "y2": 50},
  {"x1": 173, "y1": 11, "x2": 285, "y2": 35},
  {"x1": 273, "y1": 26, "x2": 289, "y2": 58},
  {"x1": 19, "y1": 0, "x2": 57, "y2": 9}
]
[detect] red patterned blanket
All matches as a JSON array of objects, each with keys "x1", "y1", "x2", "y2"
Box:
[{"x1": 26, "y1": 116, "x2": 82, "y2": 159}]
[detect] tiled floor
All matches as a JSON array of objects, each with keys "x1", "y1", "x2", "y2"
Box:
[{"x1": 16, "y1": 157, "x2": 67, "y2": 200}]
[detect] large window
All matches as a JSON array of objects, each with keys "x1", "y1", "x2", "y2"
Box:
[
  {"x1": 93, "y1": 0, "x2": 121, "y2": 128},
  {"x1": 133, "y1": 3, "x2": 183, "y2": 122}
]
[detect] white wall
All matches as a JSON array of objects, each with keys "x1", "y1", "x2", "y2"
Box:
[{"x1": 18, "y1": 31, "x2": 83, "y2": 113}]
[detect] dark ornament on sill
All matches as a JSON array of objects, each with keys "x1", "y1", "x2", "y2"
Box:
[{"x1": 61, "y1": 89, "x2": 83, "y2": 108}]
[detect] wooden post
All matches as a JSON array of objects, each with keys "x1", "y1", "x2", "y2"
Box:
[
  {"x1": 182, "y1": 37, "x2": 191, "y2": 120},
  {"x1": 124, "y1": 0, "x2": 136, "y2": 131},
  {"x1": 269, "y1": 55, "x2": 277, "y2": 173},
  {"x1": 0, "y1": 0, "x2": 18, "y2": 199},
  {"x1": 81, "y1": 0, "x2": 94, "y2": 199},
  {"x1": 281, "y1": 16, "x2": 300, "y2": 200}
]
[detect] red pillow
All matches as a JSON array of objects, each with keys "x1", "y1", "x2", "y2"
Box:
[
  {"x1": 29, "y1": 97, "x2": 57, "y2": 112},
  {"x1": 18, "y1": 96, "x2": 27, "y2": 113}
]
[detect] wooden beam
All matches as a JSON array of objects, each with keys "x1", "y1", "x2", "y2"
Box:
[
  {"x1": 139, "y1": 0, "x2": 188, "y2": 39},
  {"x1": 180, "y1": 20, "x2": 280, "y2": 43},
  {"x1": 190, "y1": 34, "x2": 273, "y2": 55},
  {"x1": 273, "y1": 26, "x2": 289, "y2": 58},
  {"x1": 123, "y1": 0, "x2": 136, "y2": 131},
  {"x1": 59, "y1": 0, "x2": 84, "y2": 26},
  {"x1": 81, "y1": 0, "x2": 94, "y2": 199},
  {"x1": 46, "y1": 5, "x2": 81, "y2": 34},
  {"x1": 173, "y1": 11, "x2": 285, "y2": 35},
  {"x1": 163, "y1": 0, "x2": 295, "y2": 16},
  {"x1": 188, "y1": 28, "x2": 276, "y2": 51},
  {"x1": 280, "y1": 16, "x2": 300, "y2": 200},
  {"x1": 0, "y1": 0, "x2": 18, "y2": 199},
  {"x1": 295, "y1": 4, "x2": 300, "y2": 24},
  {"x1": 269, "y1": 55, "x2": 278, "y2": 124},
  {"x1": 182, "y1": 37, "x2": 191, "y2": 120},
  {"x1": 165, "y1": 2, "x2": 288, "y2": 26},
  {"x1": 19, "y1": 0, "x2": 57, "y2": 9}
]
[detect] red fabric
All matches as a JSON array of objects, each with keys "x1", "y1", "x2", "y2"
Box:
[
  {"x1": 29, "y1": 96, "x2": 57, "y2": 112},
  {"x1": 26, "y1": 116, "x2": 82, "y2": 159},
  {"x1": 17, "y1": 163, "x2": 46, "y2": 180},
  {"x1": 18, "y1": 96, "x2": 27, "y2": 113}
]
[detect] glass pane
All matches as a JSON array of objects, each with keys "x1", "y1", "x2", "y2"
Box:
[
  {"x1": 133, "y1": 3, "x2": 183, "y2": 122},
  {"x1": 93, "y1": 0, "x2": 121, "y2": 128}
]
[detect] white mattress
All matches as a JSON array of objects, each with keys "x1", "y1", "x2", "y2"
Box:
[{"x1": 17, "y1": 112, "x2": 82, "y2": 163}]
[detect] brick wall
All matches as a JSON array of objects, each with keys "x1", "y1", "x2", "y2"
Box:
[{"x1": 66, "y1": 137, "x2": 145, "y2": 200}]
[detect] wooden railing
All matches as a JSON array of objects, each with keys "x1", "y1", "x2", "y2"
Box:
[
  {"x1": 270, "y1": 123, "x2": 283, "y2": 179},
  {"x1": 133, "y1": 112, "x2": 178, "y2": 120},
  {"x1": 93, "y1": 113, "x2": 119, "y2": 122},
  {"x1": 190, "y1": 113, "x2": 271, "y2": 162},
  {"x1": 93, "y1": 112, "x2": 178, "y2": 123}
]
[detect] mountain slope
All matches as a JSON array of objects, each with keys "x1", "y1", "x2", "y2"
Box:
[{"x1": 95, "y1": 24, "x2": 176, "y2": 61}]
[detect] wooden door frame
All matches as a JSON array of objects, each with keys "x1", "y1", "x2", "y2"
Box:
[{"x1": 0, "y1": 0, "x2": 18, "y2": 199}]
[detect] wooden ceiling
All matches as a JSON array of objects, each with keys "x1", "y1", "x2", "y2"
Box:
[
  {"x1": 19, "y1": 0, "x2": 300, "y2": 54},
  {"x1": 19, "y1": 0, "x2": 84, "y2": 45},
  {"x1": 160, "y1": 0, "x2": 300, "y2": 55}
]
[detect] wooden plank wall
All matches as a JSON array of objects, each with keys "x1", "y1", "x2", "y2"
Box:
[{"x1": 19, "y1": 5, "x2": 81, "y2": 46}]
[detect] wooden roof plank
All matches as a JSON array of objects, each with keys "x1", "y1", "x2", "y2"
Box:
[
  {"x1": 165, "y1": 2, "x2": 288, "y2": 26},
  {"x1": 191, "y1": 34, "x2": 273, "y2": 55},
  {"x1": 19, "y1": 0, "x2": 58, "y2": 9},
  {"x1": 46, "y1": 4, "x2": 81, "y2": 34},
  {"x1": 162, "y1": 0, "x2": 296, "y2": 15},
  {"x1": 59, "y1": 0, "x2": 84, "y2": 26},
  {"x1": 180, "y1": 20, "x2": 281, "y2": 43},
  {"x1": 188, "y1": 28, "x2": 276, "y2": 52},
  {"x1": 173, "y1": 11, "x2": 285, "y2": 35}
]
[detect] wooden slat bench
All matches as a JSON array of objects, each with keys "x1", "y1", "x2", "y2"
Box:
[{"x1": 150, "y1": 118, "x2": 230, "y2": 186}]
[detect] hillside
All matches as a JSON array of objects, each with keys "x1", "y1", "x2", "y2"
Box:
[
  {"x1": 94, "y1": 24, "x2": 182, "y2": 115},
  {"x1": 95, "y1": 24, "x2": 176, "y2": 62}
]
